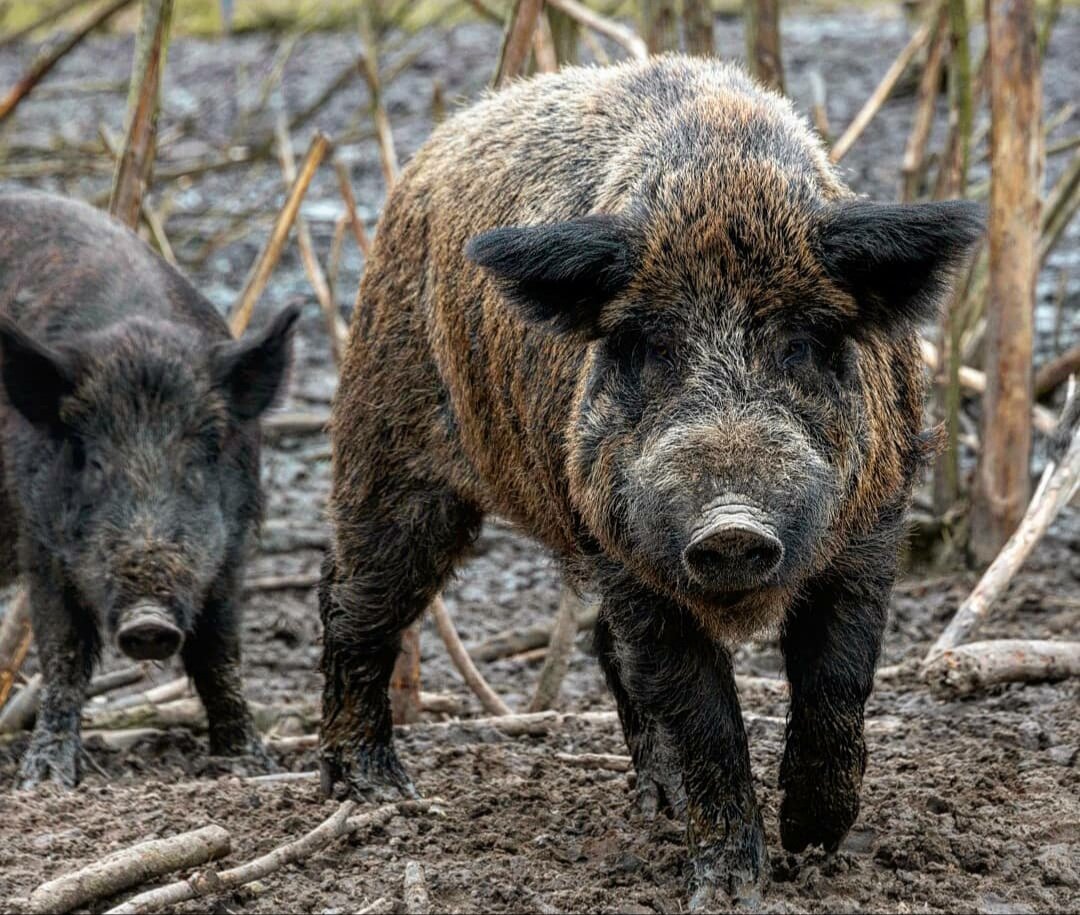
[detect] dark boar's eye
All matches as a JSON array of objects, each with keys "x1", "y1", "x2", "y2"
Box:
[
  {"x1": 84, "y1": 456, "x2": 107, "y2": 493},
  {"x1": 645, "y1": 340, "x2": 675, "y2": 370},
  {"x1": 782, "y1": 338, "x2": 814, "y2": 369}
]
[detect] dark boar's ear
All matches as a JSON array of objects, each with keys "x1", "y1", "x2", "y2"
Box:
[
  {"x1": 212, "y1": 304, "x2": 301, "y2": 421},
  {"x1": 817, "y1": 200, "x2": 984, "y2": 334},
  {"x1": 465, "y1": 215, "x2": 637, "y2": 338},
  {"x1": 0, "y1": 316, "x2": 77, "y2": 431}
]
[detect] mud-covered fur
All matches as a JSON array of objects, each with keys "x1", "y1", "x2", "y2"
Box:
[
  {"x1": 320, "y1": 58, "x2": 981, "y2": 906},
  {"x1": 0, "y1": 191, "x2": 297, "y2": 788}
]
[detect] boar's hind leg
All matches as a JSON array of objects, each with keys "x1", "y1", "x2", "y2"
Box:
[
  {"x1": 779, "y1": 569, "x2": 888, "y2": 854},
  {"x1": 318, "y1": 484, "x2": 481, "y2": 801},
  {"x1": 594, "y1": 613, "x2": 686, "y2": 820},
  {"x1": 19, "y1": 573, "x2": 99, "y2": 789},
  {"x1": 182, "y1": 572, "x2": 272, "y2": 768},
  {"x1": 601, "y1": 587, "x2": 767, "y2": 910}
]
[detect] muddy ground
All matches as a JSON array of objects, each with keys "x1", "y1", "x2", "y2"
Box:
[{"x1": 1, "y1": 7, "x2": 1079, "y2": 914}]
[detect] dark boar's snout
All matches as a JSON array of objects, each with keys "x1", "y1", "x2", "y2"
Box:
[
  {"x1": 683, "y1": 499, "x2": 783, "y2": 593},
  {"x1": 115, "y1": 601, "x2": 184, "y2": 660}
]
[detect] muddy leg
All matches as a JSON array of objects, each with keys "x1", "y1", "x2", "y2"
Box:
[
  {"x1": 602, "y1": 584, "x2": 766, "y2": 911},
  {"x1": 318, "y1": 483, "x2": 480, "y2": 801},
  {"x1": 182, "y1": 574, "x2": 271, "y2": 767},
  {"x1": 779, "y1": 569, "x2": 888, "y2": 853},
  {"x1": 18, "y1": 568, "x2": 98, "y2": 789},
  {"x1": 594, "y1": 612, "x2": 685, "y2": 820}
]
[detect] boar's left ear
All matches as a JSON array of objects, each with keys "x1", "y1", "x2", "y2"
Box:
[
  {"x1": 817, "y1": 200, "x2": 984, "y2": 335},
  {"x1": 212, "y1": 304, "x2": 301, "y2": 420},
  {"x1": 465, "y1": 215, "x2": 637, "y2": 339},
  {"x1": 0, "y1": 316, "x2": 77, "y2": 431}
]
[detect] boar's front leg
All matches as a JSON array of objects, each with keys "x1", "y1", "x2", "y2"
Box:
[
  {"x1": 779, "y1": 568, "x2": 889, "y2": 854},
  {"x1": 19, "y1": 570, "x2": 99, "y2": 789},
  {"x1": 182, "y1": 572, "x2": 271, "y2": 767},
  {"x1": 602, "y1": 587, "x2": 767, "y2": 910}
]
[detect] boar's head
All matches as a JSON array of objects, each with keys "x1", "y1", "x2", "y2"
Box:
[
  {"x1": 468, "y1": 162, "x2": 981, "y2": 638},
  {"x1": 0, "y1": 305, "x2": 299, "y2": 660}
]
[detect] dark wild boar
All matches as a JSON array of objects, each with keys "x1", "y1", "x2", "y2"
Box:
[
  {"x1": 318, "y1": 58, "x2": 981, "y2": 907},
  {"x1": 0, "y1": 191, "x2": 298, "y2": 788}
]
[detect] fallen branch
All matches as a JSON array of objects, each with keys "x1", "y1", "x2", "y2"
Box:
[
  {"x1": 471, "y1": 602, "x2": 599, "y2": 662},
  {"x1": 260, "y1": 410, "x2": 330, "y2": 439},
  {"x1": 105, "y1": 800, "x2": 441, "y2": 915},
  {"x1": 527, "y1": 586, "x2": 583, "y2": 712},
  {"x1": 554, "y1": 751, "x2": 632, "y2": 772},
  {"x1": 545, "y1": 0, "x2": 648, "y2": 61},
  {"x1": 403, "y1": 861, "x2": 429, "y2": 915},
  {"x1": 358, "y1": 897, "x2": 395, "y2": 915},
  {"x1": 924, "y1": 389, "x2": 1080, "y2": 661},
  {"x1": 243, "y1": 571, "x2": 321, "y2": 594},
  {"x1": 829, "y1": 17, "x2": 933, "y2": 163},
  {"x1": 924, "y1": 639, "x2": 1080, "y2": 698},
  {"x1": 0, "y1": 588, "x2": 31, "y2": 709},
  {"x1": 28, "y1": 825, "x2": 230, "y2": 915},
  {"x1": 228, "y1": 132, "x2": 331, "y2": 338},
  {"x1": 333, "y1": 157, "x2": 372, "y2": 258},
  {"x1": 1036, "y1": 343, "x2": 1080, "y2": 399},
  {"x1": 430, "y1": 597, "x2": 512, "y2": 716},
  {"x1": 0, "y1": 0, "x2": 136, "y2": 125},
  {"x1": 0, "y1": 665, "x2": 148, "y2": 733},
  {"x1": 105, "y1": 674, "x2": 189, "y2": 711}
]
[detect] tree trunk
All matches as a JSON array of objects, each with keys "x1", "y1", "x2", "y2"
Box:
[
  {"x1": 683, "y1": 0, "x2": 714, "y2": 57},
  {"x1": 745, "y1": 0, "x2": 784, "y2": 93},
  {"x1": 971, "y1": 0, "x2": 1042, "y2": 565},
  {"x1": 109, "y1": 0, "x2": 173, "y2": 229},
  {"x1": 638, "y1": 0, "x2": 677, "y2": 55}
]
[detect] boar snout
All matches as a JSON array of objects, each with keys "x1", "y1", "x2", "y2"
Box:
[
  {"x1": 683, "y1": 500, "x2": 784, "y2": 593},
  {"x1": 115, "y1": 602, "x2": 184, "y2": 661}
]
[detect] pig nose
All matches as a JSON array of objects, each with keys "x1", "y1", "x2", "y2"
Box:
[
  {"x1": 683, "y1": 503, "x2": 784, "y2": 592},
  {"x1": 115, "y1": 602, "x2": 184, "y2": 661}
]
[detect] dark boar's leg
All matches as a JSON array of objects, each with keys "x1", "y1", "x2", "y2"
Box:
[
  {"x1": 779, "y1": 569, "x2": 888, "y2": 854},
  {"x1": 19, "y1": 570, "x2": 99, "y2": 788},
  {"x1": 594, "y1": 613, "x2": 686, "y2": 820},
  {"x1": 602, "y1": 586, "x2": 767, "y2": 909},
  {"x1": 182, "y1": 570, "x2": 270, "y2": 766},
  {"x1": 318, "y1": 484, "x2": 480, "y2": 801}
]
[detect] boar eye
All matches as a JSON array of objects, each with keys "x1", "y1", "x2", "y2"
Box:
[
  {"x1": 84, "y1": 456, "x2": 107, "y2": 492},
  {"x1": 645, "y1": 340, "x2": 675, "y2": 370},
  {"x1": 781, "y1": 338, "x2": 815, "y2": 369}
]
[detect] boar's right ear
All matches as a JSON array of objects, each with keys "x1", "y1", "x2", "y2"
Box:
[
  {"x1": 817, "y1": 200, "x2": 984, "y2": 335},
  {"x1": 0, "y1": 316, "x2": 77, "y2": 431},
  {"x1": 465, "y1": 215, "x2": 637, "y2": 338},
  {"x1": 212, "y1": 305, "x2": 301, "y2": 421}
]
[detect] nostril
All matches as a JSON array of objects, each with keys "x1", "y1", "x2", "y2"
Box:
[
  {"x1": 115, "y1": 603, "x2": 184, "y2": 661},
  {"x1": 683, "y1": 516, "x2": 784, "y2": 591}
]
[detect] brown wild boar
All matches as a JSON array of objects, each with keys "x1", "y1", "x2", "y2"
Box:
[{"x1": 317, "y1": 57, "x2": 981, "y2": 907}]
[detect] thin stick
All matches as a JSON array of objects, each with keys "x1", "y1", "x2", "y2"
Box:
[
  {"x1": 492, "y1": 0, "x2": 546, "y2": 88},
  {"x1": 829, "y1": 18, "x2": 933, "y2": 163},
  {"x1": 243, "y1": 571, "x2": 321, "y2": 594},
  {"x1": 358, "y1": 897, "x2": 395, "y2": 915},
  {"x1": 228, "y1": 132, "x2": 330, "y2": 338},
  {"x1": 104, "y1": 674, "x2": 189, "y2": 711},
  {"x1": 403, "y1": 861, "x2": 429, "y2": 915},
  {"x1": 105, "y1": 800, "x2": 440, "y2": 915},
  {"x1": 28, "y1": 826, "x2": 230, "y2": 915},
  {"x1": 334, "y1": 157, "x2": 372, "y2": 258},
  {"x1": 0, "y1": 0, "x2": 136, "y2": 125},
  {"x1": 925, "y1": 392, "x2": 1080, "y2": 659},
  {"x1": 900, "y1": 5, "x2": 948, "y2": 201},
  {"x1": 99, "y1": 125, "x2": 176, "y2": 264},
  {"x1": 924, "y1": 639, "x2": 1080, "y2": 698},
  {"x1": 358, "y1": 10, "x2": 399, "y2": 187},
  {"x1": 1035, "y1": 343, "x2": 1080, "y2": 398},
  {"x1": 260, "y1": 409, "x2": 330, "y2": 438},
  {"x1": 0, "y1": 665, "x2": 148, "y2": 733},
  {"x1": 0, "y1": 589, "x2": 31, "y2": 709},
  {"x1": 471, "y1": 602, "x2": 599, "y2": 662},
  {"x1": 108, "y1": 0, "x2": 174, "y2": 229},
  {"x1": 919, "y1": 338, "x2": 1058, "y2": 435},
  {"x1": 546, "y1": 0, "x2": 646, "y2": 61},
  {"x1": 527, "y1": 586, "x2": 582, "y2": 712},
  {"x1": 274, "y1": 117, "x2": 345, "y2": 365},
  {"x1": 430, "y1": 597, "x2": 512, "y2": 716},
  {"x1": 555, "y1": 751, "x2": 632, "y2": 771},
  {"x1": 0, "y1": 0, "x2": 97, "y2": 49}
]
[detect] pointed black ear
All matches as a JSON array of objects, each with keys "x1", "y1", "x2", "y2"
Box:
[
  {"x1": 465, "y1": 215, "x2": 637, "y2": 338},
  {"x1": 0, "y1": 316, "x2": 77, "y2": 430},
  {"x1": 818, "y1": 200, "x2": 984, "y2": 334},
  {"x1": 213, "y1": 305, "x2": 301, "y2": 421}
]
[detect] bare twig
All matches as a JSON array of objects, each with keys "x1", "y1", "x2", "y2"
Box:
[
  {"x1": 1036, "y1": 343, "x2": 1080, "y2": 398},
  {"x1": 105, "y1": 674, "x2": 189, "y2": 711},
  {"x1": 492, "y1": 0, "x2": 546, "y2": 88},
  {"x1": 0, "y1": 0, "x2": 97, "y2": 49},
  {"x1": 403, "y1": 861, "x2": 429, "y2": 915},
  {"x1": 334, "y1": 158, "x2": 372, "y2": 258},
  {"x1": 924, "y1": 639, "x2": 1080, "y2": 698},
  {"x1": 359, "y1": 10, "x2": 399, "y2": 187},
  {"x1": 261, "y1": 410, "x2": 330, "y2": 438},
  {"x1": 829, "y1": 18, "x2": 933, "y2": 163},
  {"x1": 274, "y1": 117, "x2": 346, "y2": 365},
  {"x1": 109, "y1": 0, "x2": 174, "y2": 229},
  {"x1": 105, "y1": 800, "x2": 441, "y2": 915},
  {"x1": 527, "y1": 586, "x2": 582, "y2": 712},
  {"x1": 471, "y1": 602, "x2": 599, "y2": 662},
  {"x1": 0, "y1": 0, "x2": 136, "y2": 125},
  {"x1": 243, "y1": 571, "x2": 322, "y2": 594},
  {"x1": 0, "y1": 589, "x2": 31, "y2": 710},
  {"x1": 545, "y1": 0, "x2": 647, "y2": 61},
  {"x1": 555, "y1": 751, "x2": 632, "y2": 771},
  {"x1": 901, "y1": 5, "x2": 948, "y2": 201},
  {"x1": 430, "y1": 597, "x2": 512, "y2": 716},
  {"x1": 29, "y1": 826, "x2": 230, "y2": 915},
  {"x1": 228, "y1": 132, "x2": 331, "y2": 338}
]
